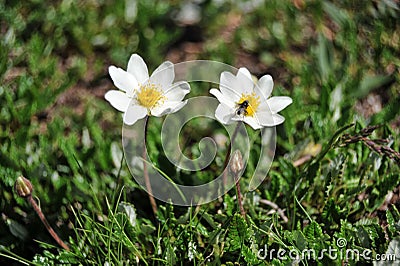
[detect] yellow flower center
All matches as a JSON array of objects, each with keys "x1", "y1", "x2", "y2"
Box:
[
  {"x1": 237, "y1": 92, "x2": 260, "y2": 117},
  {"x1": 136, "y1": 82, "x2": 165, "y2": 110}
]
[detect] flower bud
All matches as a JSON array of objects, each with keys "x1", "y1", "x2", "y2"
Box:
[
  {"x1": 14, "y1": 176, "x2": 33, "y2": 198},
  {"x1": 230, "y1": 150, "x2": 244, "y2": 175}
]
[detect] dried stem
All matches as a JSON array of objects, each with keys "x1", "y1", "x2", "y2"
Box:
[
  {"x1": 27, "y1": 195, "x2": 70, "y2": 251},
  {"x1": 339, "y1": 125, "x2": 400, "y2": 165},
  {"x1": 143, "y1": 115, "x2": 158, "y2": 215},
  {"x1": 259, "y1": 199, "x2": 288, "y2": 223}
]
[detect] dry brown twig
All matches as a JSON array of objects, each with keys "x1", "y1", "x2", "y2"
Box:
[
  {"x1": 258, "y1": 199, "x2": 289, "y2": 223},
  {"x1": 339, "y1": 125, "x2": 400, "y2": 165}
]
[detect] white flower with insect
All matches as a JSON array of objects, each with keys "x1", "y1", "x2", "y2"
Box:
[
  {"x1": 105, "y1": 54, "x2": 190, "y2": 125},
  {"x1": 210, "y1": 67, "x2": 292, "y2": 130}
]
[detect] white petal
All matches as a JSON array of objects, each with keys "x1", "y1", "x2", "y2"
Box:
[
  {"x1": 123, "y1": 105, "x2": 147, "y2": 125},
  {"x1": 169, "y1": 100, "x2": 187, "y2": 113},
  {"x1": 221, "y1": 84, "x2": 242, "y2": 102},
  {"x1": 164, "y1": 81, "x2": 190, "y2": 102},
  {"x1": 266, "y1": 96, "x2": 292, "y2": 113},
  {"x1": 257, "y1": 112, "x2": 285, "y2": 126},
  {"x1": 220, "y1": 71, "x2": 242, "y2": 100},
  {"x1": 109, "y1": 66, "x2": 138, "y2": 95},
  {"x1": 220, "y1": 71, "x2": 235, "y2": 89},
  {"x1": 105, "y1": 90, "x2": 131, "y2": 112},
  {"x1": 127, "y1": 54, "x2": 149, "y2": 84},
  {"x1": 236, "y1": 67, "x2": 254, "y2": 95},
  {"x1": 171, "y1": 81, "x2": 190, "y2": 93},
  {"x1": 257, "y1": 100, "x2": 271, "y2": 113},
  {"x1": 257, "y1": 74, "x2": 274, "y2": 99},
  {"x1": 164, "y1": 88, "x2": 187, "y2": 102},
  {"x1": 151, "y1": 100, "x2": 187, "y2": 117},
  {"x1": 254, "y1": 111, "x2": 273, "y2": 126},
  {"x1": 215, "y1": 104, "x2": 235, "y2": 125},
  {"x1": 210, "y1": 88, "x2": 236, "y2": 108},
  {"x1": 243, "y1": 116, "x2": 263, "y2": 130},
  {"x1": 271, "y1": 113, "x2": 285, "y2": 125},
  {"x1": 253, "y1": 85, "x2": 269, "y2": 106},
  {"x1": 151, "y1": 61, "x2": 175, "y2": 91},
  {"x1": 237, "y1": 67, "x2": 252, "y2": 80}
]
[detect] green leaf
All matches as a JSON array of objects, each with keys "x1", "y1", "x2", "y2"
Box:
[
  {"x1": 316, "y1": 34, "x2": 333, "y2": 82},
  {"x1": 224, "y1": 194, "x2": 235, "y2": 216},
  {"x1": 293, "y1": 230, "x2": 308, "y2": 251},
  {"x1": 386, "y1": 207, "x2": 400, "y2": 236},
  {"x1": 304, "y1": 221, "x2": 323, "y2": 242},
  {"x1": 356, "y1": 227, "x2": 371, "y2": 248},
  {"x1": 225, "y1": 214, "x2": 247, "y2": 252},
  {"x1": 351, "y1": 75, "x2": 392, "y2": 99},
  {"x1": 322, "y1": 198, "x2": 341, "y2": 224},
  {"x1": 7, "y1": 218, "x2": 29, "y2": 241},
  {"x1": 140, "y1": 224, "x2": 156, "y2": 235},
  {"x1": 322, "y1": 2, "x2": 351, "y2": 28},
  {"x1": 242, "y1": 245, "x2": 262, "y2": 265}
]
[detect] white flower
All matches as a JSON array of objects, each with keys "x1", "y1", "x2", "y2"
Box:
[
  {"x1": 105, "y1": 54, "x2": 190, "y2": 125},
  {"x1": 209, "y1": 67, "x2": 292, "y2": 130}
]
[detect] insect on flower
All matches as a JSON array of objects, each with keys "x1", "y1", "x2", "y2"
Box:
[
  {"x1": 209, "y1": 67, "x2": 292, "y2": 130},
  {"x1": 236, "y1": 100, "x2": 249, "y2": 116}
]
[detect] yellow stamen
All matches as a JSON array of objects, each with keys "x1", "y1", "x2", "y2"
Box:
[
  {"x1": 136, "y1": 82, "x2": 165, "y2": 110},
  {"x1": 237, "y1": 92, "x2": 260, "y2": 117}
]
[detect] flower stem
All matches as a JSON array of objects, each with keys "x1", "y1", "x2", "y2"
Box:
[
  {"x1": 230, "y1": 150, "x2": 246, "y2": 219},
  {"x1": 223, "y1": 122, "x2": 247, "y2": 218},
  {"x1": 143, "y1": 115, "x2": 158, "y2": 216},
  {"x1": 27, "y1": 195, "x2": 70, "y2": 251},
  {"x1": 234, "y1": 173, "x2": 246, "y2": 218},
  {"x1": 14, "y1": 176, "x2": 69, "y2": 251},
  {"x1": 222, "y1": 123, "x2": 241, "y2": 187}
]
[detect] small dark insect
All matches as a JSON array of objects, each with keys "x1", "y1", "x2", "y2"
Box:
[{"x1": 236, "y1": 100, "x2": 249, "y2": 116}]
